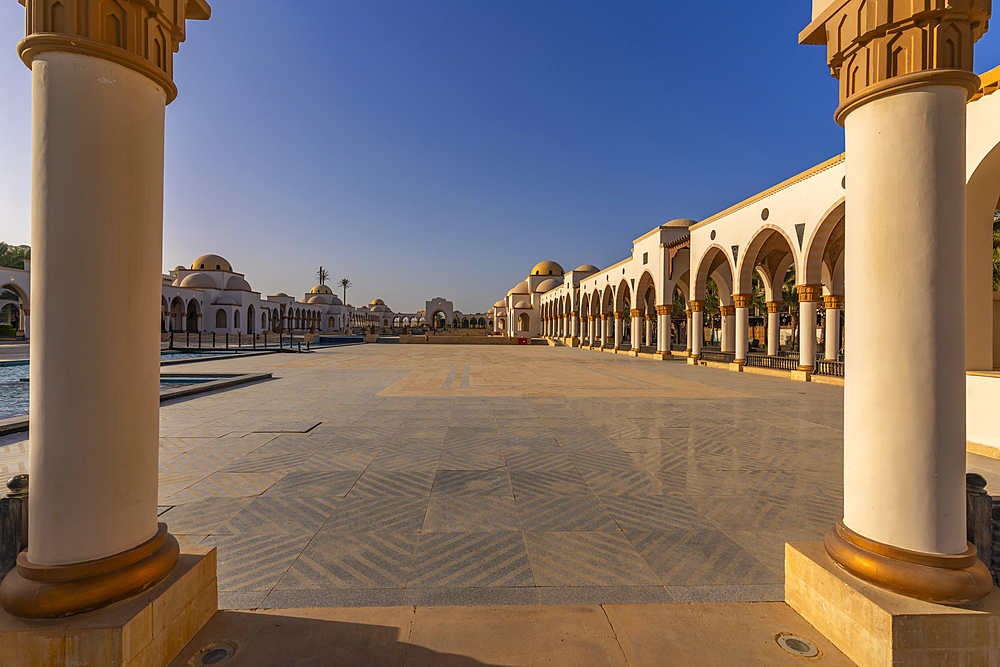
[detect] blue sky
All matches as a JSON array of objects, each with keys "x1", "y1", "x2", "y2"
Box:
[{"x1": 3, "y1": 2, "x2": 1000, "y2": 313}]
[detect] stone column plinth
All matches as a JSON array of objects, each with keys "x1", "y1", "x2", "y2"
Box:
[
  {"x1": 799, "y1": 0, "x2": 991, "y2": 607},
  {"x1": 1, "y1": 0, "x2": 212, "y2": 620}
]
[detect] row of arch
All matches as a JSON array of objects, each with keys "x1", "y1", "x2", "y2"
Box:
[{"x1": 162, "y1": 296, "x2": 325, "y2": 334}]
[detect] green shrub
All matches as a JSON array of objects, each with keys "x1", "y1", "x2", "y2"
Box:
[{"x1": 0, "y1": 323, "x2": 16, "y2": 337}]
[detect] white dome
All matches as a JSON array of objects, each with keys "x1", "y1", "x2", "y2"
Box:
[
  {"x1": 191, "y1": 254, "x2": 232, "y2": 272},
  {"x1": 226, "y1": 275, "x2": 252, "y2": 291},
  {"x1": 508, "y1": 281, "x2": 529, "y2": 296},
  {"x1": 513, "y1": 300, "x2": 532, "y2": 309},
  {"x1": 213, "y1": 296, "x2": 237, "y2": 305},
  {"x1": 534, "y1": 278, "x2": 561, "y2": 293},
  {"x1": 307, "y1": 294, "x2": 332, "y2": 305},
  {"x1": 177, "y1": 272, "x2": 216, "y2": 289},
  {"x1": 310, "y1": 284, "x2": 333, "y2": 294}
]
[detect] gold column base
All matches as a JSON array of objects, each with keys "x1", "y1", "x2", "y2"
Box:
[
  {"x1": 0, "y1": 523, "x2": 179, "y2": 619},
  {"x1": 825, "y1": 517, "x2": 993, "y2": 605},
  {"x1": 797, "y1": 364, "x2": 814, "y2": 372}
]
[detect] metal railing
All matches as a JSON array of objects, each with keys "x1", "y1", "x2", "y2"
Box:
[
  {"x1": 670, "y1": 343, "x2": 686, "y2": 352},
  {"x1": 814, "y1": 359, "x2": 845, "y2": 377},
  {"x1": 699, "y1": 350, "x2": 735, "y2": 363},
  {"x1": 745, "y1": 353, "x2": 798, "y2": 371}
]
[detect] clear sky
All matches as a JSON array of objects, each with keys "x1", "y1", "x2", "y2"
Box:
[{"x1": 3, "y1": 2, "x2": 1000, "y2": 313}]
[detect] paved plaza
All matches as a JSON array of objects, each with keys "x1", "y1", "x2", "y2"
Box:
[{"x1": 1, "y1": 344, "x2": 851, "y2": 609}]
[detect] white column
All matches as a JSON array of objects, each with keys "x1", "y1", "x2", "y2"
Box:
[
  {"x1": 656, "y1": 308, "x2": 669, "y2": 354},
  {"x1": 734, "y1": 295, "x2": 750, "y2": 364},
  {"x1": 630, "y1": 310, "x2": 641, "y2": 351},
  {"x1": 844, "y1": 85, "x2": 969, "y2": 556},
  {"x1": 601, "y1": 315, "x2": 608, "y2": 347},
  {"x1": 571, "y1": 311, "x2": 579, "y2": 339},
  {"x1": 614, "y1": 313, "x2": 623, "y2": 350},
  {"x1": 689, "y1": 303, "x2": 703, "y2": 358},
  {"x1": 797, "y1": 288, "x2": 818, "y2": 371},
  {"x1": 824, "y1": 296, "x2": 843, "y2": 361},
  {"x1": 685, "y1": 309, "x2": 692, "y2": 355},
  {"x1": 644, "y1": 314, "x2": 653, "y2": 347},
  {"x1": 766, "y1": 301, "x2": 780, "y2": 356},
  {"x1": 720, "y1": 306, "x2": 735, "y2": 353},
  {"x1": 588, "y1": 316, "x2": 595, "y2": 346}
]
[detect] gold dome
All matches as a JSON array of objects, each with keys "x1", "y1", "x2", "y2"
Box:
[
  {"x1": 191, "y1": 254, "x2": 232, "y2": 272},
  {"x1": 310, "y1": 284, "x2": 333, "y2": 294},
  {"x1": 370, "y1": 298, "x2": 386, "y2": 306},
  {"x1": 530, "y1": 260, "x2": 564, "y2": 277}
]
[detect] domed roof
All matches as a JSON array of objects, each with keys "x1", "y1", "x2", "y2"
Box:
[
  {"x1": 534, "y1": 278, "x2": 561, "y2": 293},
  {"x1": 172, "y1": 265, "x2": 185, "y2": 271},
  {"x1": 177, "y1": 272, "x2": 216, "y2": 289},
  {"x1": 307, "y1": 294, "x2": 332, "y2": 305},
  {"x1": 513, "y1": 300, "x2": 532, "y2": 309},
  {"x1": 494, "y1": 300, "x2": 505, "y2": 308},
  {"x1": 530, "y1": 261, "x2": 564, "y2": 277},
  {"x1": 371, "y1": 304, "x2": 388, "y2": 313},
  {"x1": 226, "y1": 275, "x2": 252, "y2": 291},
  {"x1": 508, "y1": 281, "x2": 529, "y2": 296},
  {"x1": 573, "y1": 265, "x2": 600, "y2": 273},
  {"x1": 370, "y1": 298, "x2": 386, "y2": 306},
  {"x1": 213, "y1": 295, "x2": 237, "y2": 305},
  {"x1": 272, "y1": 292, "x2": 289, "y2": 298},
  {"x1": 191, "y1": 254, "x2": 232, "y2": 272},
  {"x1": 310, "y1": 284, "x2": 333, "y2": 295}
]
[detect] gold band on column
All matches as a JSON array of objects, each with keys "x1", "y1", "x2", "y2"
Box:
[
  {"x1": 824, "y1": 517, "x2": 992, "y2": 605},
  {"x1": 0, "y1": 523, "x2": 179, "y2": 619}
]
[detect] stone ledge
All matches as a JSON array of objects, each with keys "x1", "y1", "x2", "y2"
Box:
[
  {"x1": 0, "y1": 547, "x2": 217, "y2": 667},
  {"x1": 785, "y1": 541, "x2": 1000, "y2": 667}
]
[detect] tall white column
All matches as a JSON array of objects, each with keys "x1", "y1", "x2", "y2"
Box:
[
  {"x1": 797, "y1": 286, "x2": 819, "y2": 371},
  {"x1": 2, "y1": 0, "x2": 210, "y2": 620},
  {"x1": 600, "y1": 314, "x2": 608, "y2": 348},
  {"x1": 571, "y1": 311, "x2": 579, "y2": 339},
  {"x1": 614, "y1": 312, "x2": 623, "y2": 350},
  {"x1": 589, "y1": 316, "x2": 596, "y2": 346},
  {"x1": 766, "y1": 301, "x2": 780, "y2": 356},
  {"x1": 824, "y1": 295, "x2": 843, "y2": 361},
  {"x1": 734, "y1": 295, "x2": 750, "y2": 365},
  {"x1": 685, "y1": 309, "x2": 692, "y2": 355},
  {"x1": 644, "y1": 314, "x2": 653, "y2": 347},
  {"x1": 630, "y1": 309, "x2": 641, "y2": 352},
  {"x1": 720, "y1": 305, "x2": 735, "y2": 353},
  {"x1": 656, "y1": 306, "x2": 669, "y2": 355},
  {"x1": 689, "y1": 302, "x2": 703, "y2": 359}
]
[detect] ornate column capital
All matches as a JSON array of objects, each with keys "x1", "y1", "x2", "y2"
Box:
[
  {"x1": 614, "y1": 311, "x2": 624, "y2": 319},
  {"x1": 796, "y1": 284, "x2": 823, "y2": 302},
  {"x1": 766, "y1": 300, "x2": 782, "y2": 313},
  {"x1": 689, "y1": 300, "x2": 704, "y2": 313},
  {"x1": 601, "y1": 313, "x2": 609, "y2": 320},
  {"x1": 685, "y1": 309, "x2": 692, "y2": 317},
  {"x1": 655, "y1": 304, "x2": 671, "y2": 316},
  {"x1": 720, "y1": 305, "x2": 736, "y2": 317},
  {"x1": 824, "y1": 295, "x2": 845, "y2": 310},
  {"x1": 800, "y1": 0, "x2": 989, "y2": 124},
  {"x1": 630, "y1": 308, "x2": 643, "y2": 318},
  {"x1": 645, "y1": 313, "x2": 654, "y2": 321},
  {"x1": 570, "y1": 311, "x2": 578, "y2": 317},
  {"x1": 16, "y1": 0, "x2": 212, "y2": 104},
  {"x1": 733, "y1": 293, "x2": 752, "y2": 309}
]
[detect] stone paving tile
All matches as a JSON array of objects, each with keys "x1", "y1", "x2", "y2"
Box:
[
  {"x1": 627, "y1": 529, "x2": 780, "y2": 586},
  {"x1": 599, "y1": 495, "x2": 714, "y2": 531},
  {"x1": 422, "y1": 494, "x2": 520, "y2": 532},
  {"x1": 159, "y1": 497, "x2": 253, "y2": 533},
  {"x1": 215, "y1": 496, "x2": 340, "y2": 534},
  {"x1": 347, "y1": 471, "x2": 436, "y2": 497},
  {"x1": 431, "y1": 469, "x2": 512, "y2": 495},
  {"x1": 368, "y1": 450, "x2": 441, "y2": 471},
  {"x1": 408, "y1": 532, "x2": 533, "y2": 588},
  {"x1": 515, "y1": 494, "x2": 617, "y2": 531},
  {"x1": 200, "y1": 534, "x2": 313, "y2": 592},
  {"x1": 276, "y1": 532, "x2": 418, "y2": 590},
  {"x1": 220, "y1": 451, "x2": 313, "y2": 474},
  {"x1": 294, "y1": 448, "x2": 377, "y2": 471},
  {"x1": 320, "y1": 495, "x2": 430, "y2": 532},
  {"x1": 535, "y1": 586, "x2": 673, "y2": 605},
  {"x1": 401, "y1": 587, "x2": 539, "y2": 606},
  {"x1": 261, "y1": 589, "x2": 406, "y2": 608},
  {"x1": 509, "y1": 470, "x2": 590, "y2": 495},
  {"x1": 502, "y1": 452, "x2": 576, "y2": 470},
  {"x1": 723, "y1": 529, "x2": 825, "y2": 575},
  {"x1": 262, "y1": 471, "x2": 362, "y2": 498},
  {"x1": 523, "y1": 530, "x2": 661, "y2": 587},
  {"x1": 665, "y1": 584, "x2": 785, "y2": 603}
]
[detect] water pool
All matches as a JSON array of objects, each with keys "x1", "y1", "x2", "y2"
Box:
[{"x1": 0, "y1": 364, "x2": 218, "y2": 420}]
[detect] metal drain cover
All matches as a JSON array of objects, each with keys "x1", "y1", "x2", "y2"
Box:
[
  {"x1": 777, "y1": 634, "x2": 819, "y2": 658},
  {"x1": 190, "y1": 642, "x2": 236, "y2": 666}
]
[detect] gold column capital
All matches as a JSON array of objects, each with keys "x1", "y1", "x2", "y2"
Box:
[
  {"x1": 685, "y1": 309, "x2": 692, "y2": 317},
  {"x1": 614, "y1": 311, "x2": 624, "y2": 319},
  {"x1": 630, "y1": 308, "x2": 643, "y2": 318},
  {"x1": 655, "y1": 304, "x2": 671, "y2": 315},
  {"x1": 733, "y1": 293, "x2": 752, "y2": 309},
  {"x1": 823, "y1": 295, "x2": 845, "y2": 310},
  {"x1": 720, "y1": 305, "x2": 735, "y2": 317},
  {"x1": 796, "y1": 284, "x2": 823, "y2": 302},
  {"x1": 570, "y1": 311, "x2": 578, "y2": 317},
  {"x1": 601, "y1": 313, "x2": 609, "y2": 320},
  {"x1": 16, "y1": 0, "x2": 212, "y2": 104},
  {"x1": 765, "y1": 300, "x2": 782, "y2": 314},
  {"x1": 800, "y1": 0, "x2": 989, "y2": 124},
  {"x1": 645, "y1": 313, "x2": 654, "y2": 321},
  {"x1": 689, "y1": 300, "x2": 704, "y2": 313}
]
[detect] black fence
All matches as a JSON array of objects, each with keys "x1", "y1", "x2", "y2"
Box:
[
  {"x1": 700, "y1": 350, "x2": 735, "y2": 364},
  {"x1": 814, "y1": 359, "x2": 845, "y2": 377},
  {"x1": 745, "y1": 353, "x2": 799, "y2": 371}
]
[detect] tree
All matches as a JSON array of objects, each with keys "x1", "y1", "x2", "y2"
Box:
[
  {"x1": 339, "y1": 278, "x2": 352, "y2": 303},
  {"x1": 317, "y1": 266, "x2": 329, "y2": 286},
  {"x1": 0, "y1": 243, "x2": 30, "y2": 270},
  {"x1": 993, "y1": 209, "x2": 1000, "y2": 291},
  {"x1": 781, "y1": 265, "x2": 799, "y2": 351}
]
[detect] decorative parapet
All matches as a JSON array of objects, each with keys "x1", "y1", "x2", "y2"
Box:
[
  {"x1": 800, "y1": 0, "x2": 990, "y2": 124},
  {"x1": 16, "y1": 0, "x2": 211, "y2": 103}
]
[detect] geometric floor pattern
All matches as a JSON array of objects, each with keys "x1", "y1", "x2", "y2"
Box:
[{"x1": 0, "y1": 344, "x2": 850, "y2": 608}]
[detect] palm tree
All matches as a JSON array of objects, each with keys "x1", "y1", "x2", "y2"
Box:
[
  {"x1": 317, "y1": 266, "x2": 330, "y2": 286},
  {"x1": 0, "y1": 243, "x2": 30, "y2": 270},
  {"x1": 781, "y1": 265, "x2": 799, "y2": 351},
  {"x1": 339, "y1": 278, "x2": 352, "y2": 304}
]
